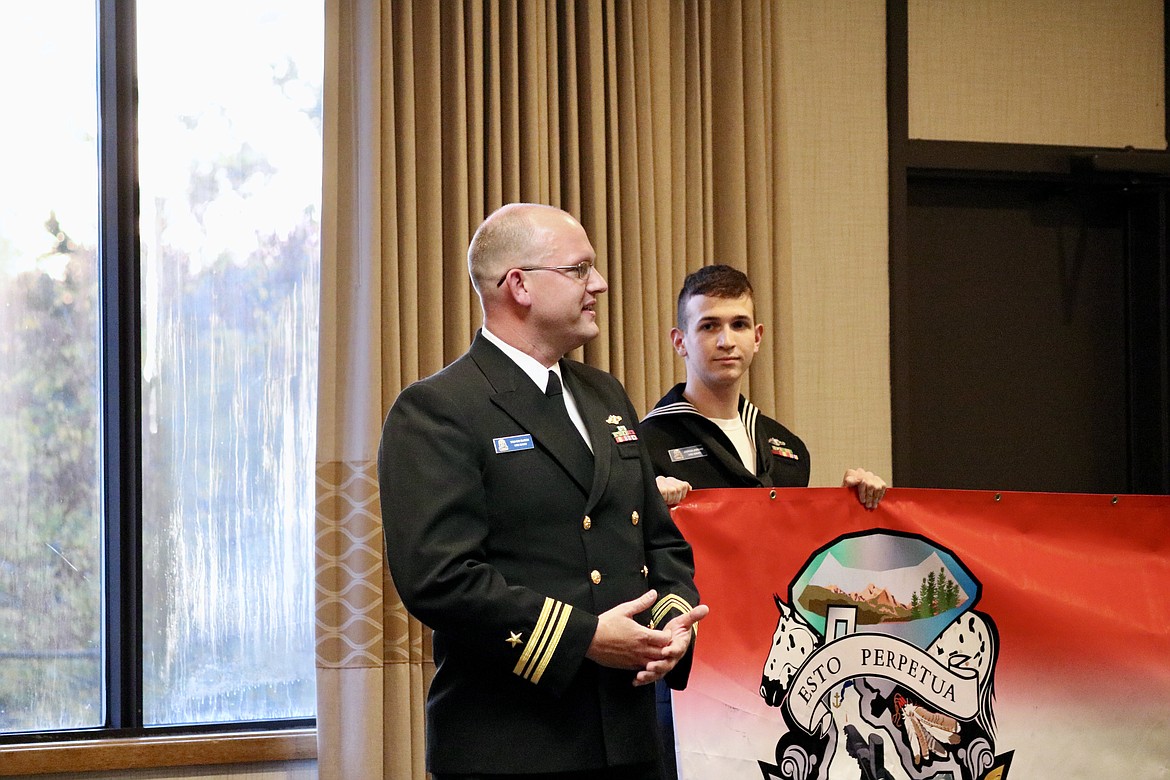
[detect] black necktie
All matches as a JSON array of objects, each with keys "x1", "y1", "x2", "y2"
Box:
[
  {"x1": 545, "y1": 369, "x2": 564, "y2": 399},
  {"x1": 544, "y1": 370, "x2": 594, "y2": 476},
  {"x1": 545, "y1": 371, "x2": 580, "y2": 440}
]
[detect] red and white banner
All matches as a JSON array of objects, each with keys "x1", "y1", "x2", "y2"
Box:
[{"x1": 669, "y1": 487, "x2": 1170, "y2": 780}]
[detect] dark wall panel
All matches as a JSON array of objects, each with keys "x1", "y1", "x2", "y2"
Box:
[{"x1": 897, "y1": 179, "x2": 1130, "y2": 492}]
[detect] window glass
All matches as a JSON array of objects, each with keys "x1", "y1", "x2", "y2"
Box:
[
  {"x1": 136, "y1": 3, "x2": 322, "y2": 725},
  {"x1": 0, "y1": 3, "x2": 103, "y2": 733}
]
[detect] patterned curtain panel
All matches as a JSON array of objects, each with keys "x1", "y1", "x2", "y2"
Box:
[{"x1": 314, "y1": 1, "x2": 888, "y2": 777}]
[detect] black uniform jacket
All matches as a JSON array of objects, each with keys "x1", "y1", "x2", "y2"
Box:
[
  {"x1": 638, "y1": 383, "x2": 811, "y2": 489},
  {"x1": 378, "y1": 333, "x2": 700, "y2": 775}
]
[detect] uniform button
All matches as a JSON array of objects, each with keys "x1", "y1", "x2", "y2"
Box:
[
  {"x1": 631, "y1": 510, "x2": 639, "y2": 525},
  {"x1": 641, "y1": 565, "x2": 649, "y2": 577},
  {"x1": 582, "y1": 516, "x2": 592, "y2": 530},
  {"x1": 590, "y1": 570, "x2": 602, "y2": 585}
]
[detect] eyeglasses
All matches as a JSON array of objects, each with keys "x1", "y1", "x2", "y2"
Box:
[{"x1": 496, "y1": 260, "x2": 595, "y2": 287}]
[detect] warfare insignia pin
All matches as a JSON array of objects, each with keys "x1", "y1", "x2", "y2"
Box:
[
  {"x1": 606, "y1": 415, "x2": 623, "y2": 425},
  {"x1": 769, "y1": 437, "x2": 798, "y2": 459}
]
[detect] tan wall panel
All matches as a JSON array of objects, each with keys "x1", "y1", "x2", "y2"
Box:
[
  {"x1": 909, "y1": 0, "x2": 1165, "y2": 148},
  {"x1": 777, "y1": 0, "x2": 892, "y2": 487}
]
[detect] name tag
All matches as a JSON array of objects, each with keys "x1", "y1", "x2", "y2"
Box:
[
  {"x1": 668, "y1": 445, "x2": 707, "y2": 462},
  {"x1": 494, "y1": 434, "x2": 534, "y2": 453}
]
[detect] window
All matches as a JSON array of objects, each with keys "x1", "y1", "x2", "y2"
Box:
[{"x1": 0, "y1": 1, "x2": 321, "y2": 738}]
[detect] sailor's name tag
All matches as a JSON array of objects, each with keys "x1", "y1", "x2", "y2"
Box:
[
  {"x1": 668, "y1": 445, "x2": 706, "y2": 462},
  {"x1": 493, "y1": 434, "x2": 534, "y2": 453}
]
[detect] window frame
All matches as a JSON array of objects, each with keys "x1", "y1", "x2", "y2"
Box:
[
  {"x1": 0, "y1": 0, "x2": 318, "y2": 765},
  {"x1": 0, "y1": 729, "x2": 317, "y2": 776},
  {"x1": 100, "y1": 0, "x2": 142, "y2": 735}
]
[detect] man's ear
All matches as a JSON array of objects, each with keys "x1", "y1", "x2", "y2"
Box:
[
  {"x1": 499, "y1": 269, "x2": 533, "y2": 307},
  {"x1": 670, "y1": 327, "x2": 686, "y2": 357},
  {"x1": 753, "y1": 323, "x2": 763, "y2": 353}
]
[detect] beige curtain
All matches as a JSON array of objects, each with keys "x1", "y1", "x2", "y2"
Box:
[{"x1": 314, "y1": 1, "x2": 794, "y2": 777}]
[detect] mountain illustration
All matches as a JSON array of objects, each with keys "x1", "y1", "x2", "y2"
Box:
[
  {"x1": 852, "y1": 583, "x2": 904, "y2": 610},
  {"x1": 799, "y1": 582, "x2": 913, "y2": 625},
  {"x1": 799, "y1": 551, "x2": 968, "y2": 625}
]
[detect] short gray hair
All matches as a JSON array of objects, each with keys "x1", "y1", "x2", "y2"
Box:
[{"x1": 467, "y1": 203, "x2": 556, "y2": 295}]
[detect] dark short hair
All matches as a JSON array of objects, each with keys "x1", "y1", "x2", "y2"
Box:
[{"x1": 676, "y1": 264, "x2": 754, "y2": 329}]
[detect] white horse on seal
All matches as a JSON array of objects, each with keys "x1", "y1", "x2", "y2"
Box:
[{"x1": 760, "y1": 595, "x2": 820, "y2": 708}]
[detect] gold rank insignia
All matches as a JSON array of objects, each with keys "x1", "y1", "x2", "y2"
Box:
[
  {"x1": 514, "y1": 597, "x2": 572, "y2": 684},
  {"x1": 506, "y1": 631, "x2": 523, "y2": 648},
  {"x1": 606, "y1": 414, "x2": 623, "y2": 425},
  {"x1": 650, "y1": 593, "x2": 697, "y2": 631}
]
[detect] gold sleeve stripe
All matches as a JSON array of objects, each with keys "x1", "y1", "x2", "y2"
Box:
[
  {"x1": 530, "y1": 602, "x2": 572, "y2": 685},
  {"x1": 514, "y1": 597, "x2": 573, "y2": 683},
  {"x1": 520, "y1": 600, "x2": 561, "y2": 680},
  {"x1": 522, "y1": 600, "x2": 569, "y2": 682},
  {"x1": 514, "y1": 597, "x2": 554, "y2": 677},
  {"x1": 651, "y1": 594, "x2": 695, "y2": 629}
]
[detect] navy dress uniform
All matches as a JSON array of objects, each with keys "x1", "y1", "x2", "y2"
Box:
[
  {"x1": 637, "y1": 382, "x2": 810, "y2": 778},
  {"x1": 639, "y1": 383, "x2": 811, "y2": 490},
  {"x1": 379, "y1": 332, "x2": 699, "y2": 776}
]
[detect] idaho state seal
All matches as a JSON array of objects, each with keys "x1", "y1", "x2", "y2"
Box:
[{"x1": 758, "y1": 530, "x2": 1013, "y2": 780}]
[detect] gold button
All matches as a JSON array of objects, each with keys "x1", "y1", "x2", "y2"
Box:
[
  {"x1": 641, "y1": 565, "x2": 649, "y2": 577},
  {"x1": 590, "y1": 570, "x2": 602, "y2": 585},
  {"x1": 582, "y1": 516, "x2": 592, "y2": 530},
  {"x1": 631, "y1": 510, "x2": 639, "y2": 525}
]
